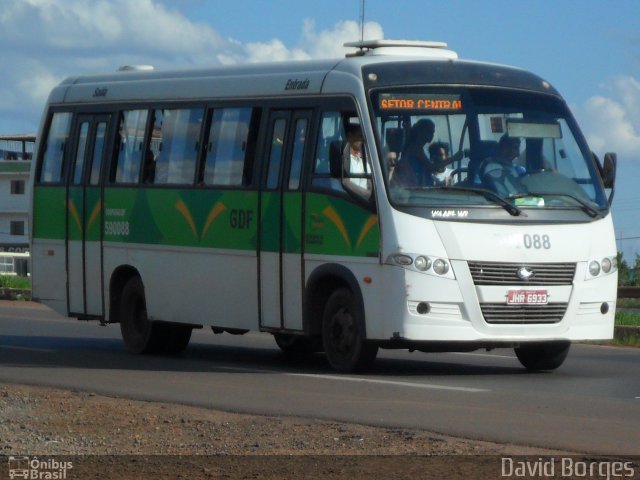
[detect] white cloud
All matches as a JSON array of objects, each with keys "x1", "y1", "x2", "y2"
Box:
[
  {"x1": 215, "y1": 19, "x2": 384, "y2": 65},
  {"x1": 573, "y1": 75, "x2": 640, "y2": 161},
  {"x1": 300, "y1": 19, "x2": 384, "y2": 59},
  {"x1": 0, "y1": 0, "x2": 385, "y2": 134}
]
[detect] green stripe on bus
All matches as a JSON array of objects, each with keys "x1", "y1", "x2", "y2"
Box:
[
  {"x1": 304, "y1": 193, "x2": 379, "y2": 257},
  {"x1": 33, "y1": 187, "x2": 379, "y2": 257},
  {"x1": 33, "y1": 187, "x2": 66, "y2": 240}
]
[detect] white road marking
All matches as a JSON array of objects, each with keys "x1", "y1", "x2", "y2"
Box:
[
  {"x1": 217, "y1": 366, "x2": 488, "y2": 392},
  {"x1": 288, "y1": 373, "x2": 489, "y2": 392}
]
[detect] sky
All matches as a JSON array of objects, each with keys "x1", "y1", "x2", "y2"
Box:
[{"x1": 1, "y1": 0, "x2": 639, "y2": 260}]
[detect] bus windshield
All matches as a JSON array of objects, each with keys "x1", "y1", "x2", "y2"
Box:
[{"x1": 372, "y1": 88, "x2": 608, "y2": 215}]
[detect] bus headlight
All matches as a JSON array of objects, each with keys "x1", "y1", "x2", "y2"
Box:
[
  {"x1": 586, "y1": 255, "x2": 617, "y2": 280},
  {"x1": 433, "y1": 258, "x2": 450, "y2": 275},
  {"x1": 386, "y1": 253, "x2": 455, "y2": 279},
  {"x1": 414, "y1": 256, "x2": 431, "y2": 271}
]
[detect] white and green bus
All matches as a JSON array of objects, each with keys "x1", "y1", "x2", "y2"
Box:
[{"x1": 30, "y1": 40, "x2": 618, "y2": 372}]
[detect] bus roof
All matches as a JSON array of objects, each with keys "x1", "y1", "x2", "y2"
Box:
[{"x1": 47, "y1": 43, "x2": 559, "y2": 106}]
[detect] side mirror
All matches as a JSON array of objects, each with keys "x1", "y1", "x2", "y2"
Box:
[
  {"x1": 602, "y1": 152, "x2": 617, "y2": 189},
  {"x1": 603, "y1": 152, "x2": 617, "y2": 205},
  {"x1": 593, "y1": 151, "x2": 617, "y2": 205}
]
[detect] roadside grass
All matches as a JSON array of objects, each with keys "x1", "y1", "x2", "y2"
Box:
[
  {"x1": 0, "y1": 275, "x2": 31, "y2": 300},
  {"x1": 615, "y1": 310, "x2": 640, "y2": 327},
  {"x1": 610, "y1": 331, "x2": 640, "y2": 347},
  {"x1": 0, "y1": 275, "x2": 30, "y2": 289},
  {"x1": 613, "y1": 309, "x2": 640, "y2": 347}
]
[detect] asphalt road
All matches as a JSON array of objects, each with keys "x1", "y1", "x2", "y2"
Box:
[{"x1": 1, "y1": 301, "x2": 638, "y2": 455}]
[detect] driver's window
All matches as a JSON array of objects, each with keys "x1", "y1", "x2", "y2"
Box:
[{"x1": 312, "y1": 111, "x2": 371, "y2": 193}]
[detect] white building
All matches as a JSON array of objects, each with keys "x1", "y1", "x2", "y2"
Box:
[{"x1": 0, "y1": 134, "x2": 34, "y2": 274}]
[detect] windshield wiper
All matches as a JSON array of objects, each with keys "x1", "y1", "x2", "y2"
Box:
[
  {"x1": 508, "y1": 192, "x2": 602, "y2": 218},
  {"x1": 430, "y1": 186, "x2": 524, "y2": 217}
]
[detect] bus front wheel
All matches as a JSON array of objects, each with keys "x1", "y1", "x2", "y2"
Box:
[
  {"x1": 322, "y1": 288, "x2": 378, "y2": 372},
  {"x1": 514, "y1": 341, "x2": 571, "y2": 371}
]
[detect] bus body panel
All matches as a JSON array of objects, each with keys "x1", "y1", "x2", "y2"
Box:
[
  {"x1": 102, "y1": 243, "x2": 259, "y2": 330},
  {"x1": 374, "y1": 214, "x2": 617, "y2": 343}
]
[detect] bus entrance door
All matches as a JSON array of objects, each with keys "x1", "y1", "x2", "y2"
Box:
[
  {"x1": 66, "y1": 114, "x2": 110, "y2": 318},
  {"x1": 260, "y1": 110, "x2": 311, "y2": 331}
]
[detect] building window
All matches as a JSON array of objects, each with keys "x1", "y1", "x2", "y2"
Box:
[
  {"x1": 0, "y1": 256, "x2": 13, "y2": 273},
  {"x1": 10, "y1": 221, "x2": 25, "y2": 236},
  {"x1": 10, "y1": 180, "x2": 25, "y2": 195}
]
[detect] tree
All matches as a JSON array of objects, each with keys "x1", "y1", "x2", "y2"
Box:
[
  {"x1": 616, "y1": 252, "x2": 631, "y2": 286},
  {"x1": 633, "y1": 254, "x2": 640, "y2": 286}
]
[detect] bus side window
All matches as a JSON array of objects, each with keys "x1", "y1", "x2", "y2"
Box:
[
  {"x1": 202, "y1": 107, "x2": 257, "y2": 187},
  {"x1": 312, "y1": 111, "x2": 370, "y2": 194},
  {"x1": 143, "y1": 107, "x2": 203, "y2": 185},
  {"x1": 287, "y1": 118, "x2": 308, "y2": 190},
  {"x1": 37, "y1": 112, "x2": 72, "y2": 183},
  {"x1": 111, "y1": 110, "x2": 148, "y2": 184},
  {"x1": 312, "y1": 111, "x2": 343, "y2": 191}
]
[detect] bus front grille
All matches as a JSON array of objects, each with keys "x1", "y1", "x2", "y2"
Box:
[
  {"x1": 468, "y1": 262, "x2": 576, "y2": 286},
  {"x1": 480, "y1": 303, "x2": 568, "y2": 324}
]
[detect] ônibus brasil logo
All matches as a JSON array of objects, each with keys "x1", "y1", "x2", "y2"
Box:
[{"x1": 8, "y1": 456, "x2": 73, "y2": 479}]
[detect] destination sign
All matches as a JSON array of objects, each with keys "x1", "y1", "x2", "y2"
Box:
[{"x1": 379, "y1": 94, "x2": 463, "y2": 112}]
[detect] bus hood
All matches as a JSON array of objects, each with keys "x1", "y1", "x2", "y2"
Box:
[{"x1": 433, "y1": 216, "x2": 616, "y2": 263}]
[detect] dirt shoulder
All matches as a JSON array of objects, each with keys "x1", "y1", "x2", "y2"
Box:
[{"x1": 0, "y1": 382, "x2": 579, "y2": 479}]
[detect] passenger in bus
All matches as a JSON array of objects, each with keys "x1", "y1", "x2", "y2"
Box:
[
  {"x1": 142, "y1": 149, "x2": 156, "y2": 183},
  {"x1": 428, "y1": 142, "x2": 455, "y2": 186},
  {"x1": 391, "y1": 118, "x2": 436, "y2": 187}
]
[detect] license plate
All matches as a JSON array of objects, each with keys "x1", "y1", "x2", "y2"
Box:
[{"x1": 506, "y1": 289, "x2": 548, "y2": 305}]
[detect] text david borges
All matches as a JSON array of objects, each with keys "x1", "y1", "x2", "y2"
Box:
[{"x1": 502, "y1": 458, "x2": 636, "y2": 479}]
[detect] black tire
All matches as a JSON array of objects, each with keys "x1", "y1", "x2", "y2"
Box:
[
  {"x1": 321, "y1": 288, "x2": 378, "y2": 372},
  {"x1": 274, "y1": 333, "x2": 322, "y2": 357},
  {"x1": 515, "y1": 341, "x2": 571, "y2": 371},
  {"x1": 119, "y1": 277, "x2": 192, "y2": 355},
  {"x1": 157, "y1": 322, "x2": 192, "y2": 355}
]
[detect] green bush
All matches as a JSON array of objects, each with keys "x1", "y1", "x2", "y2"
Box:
[{"x1": 0, "y1": 275, "x2": 30, "y2": 289}]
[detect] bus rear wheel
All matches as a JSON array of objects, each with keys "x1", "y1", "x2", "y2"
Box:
[
  {"x1": 322, "y1": 288, "x2": 377, "y2": 372},
  {"x1": 119, "y1": 277, "x2": 191, "y2": 355},
  {"x1": 514, "y1": 341, "x2": 571, "y2": 371}
]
